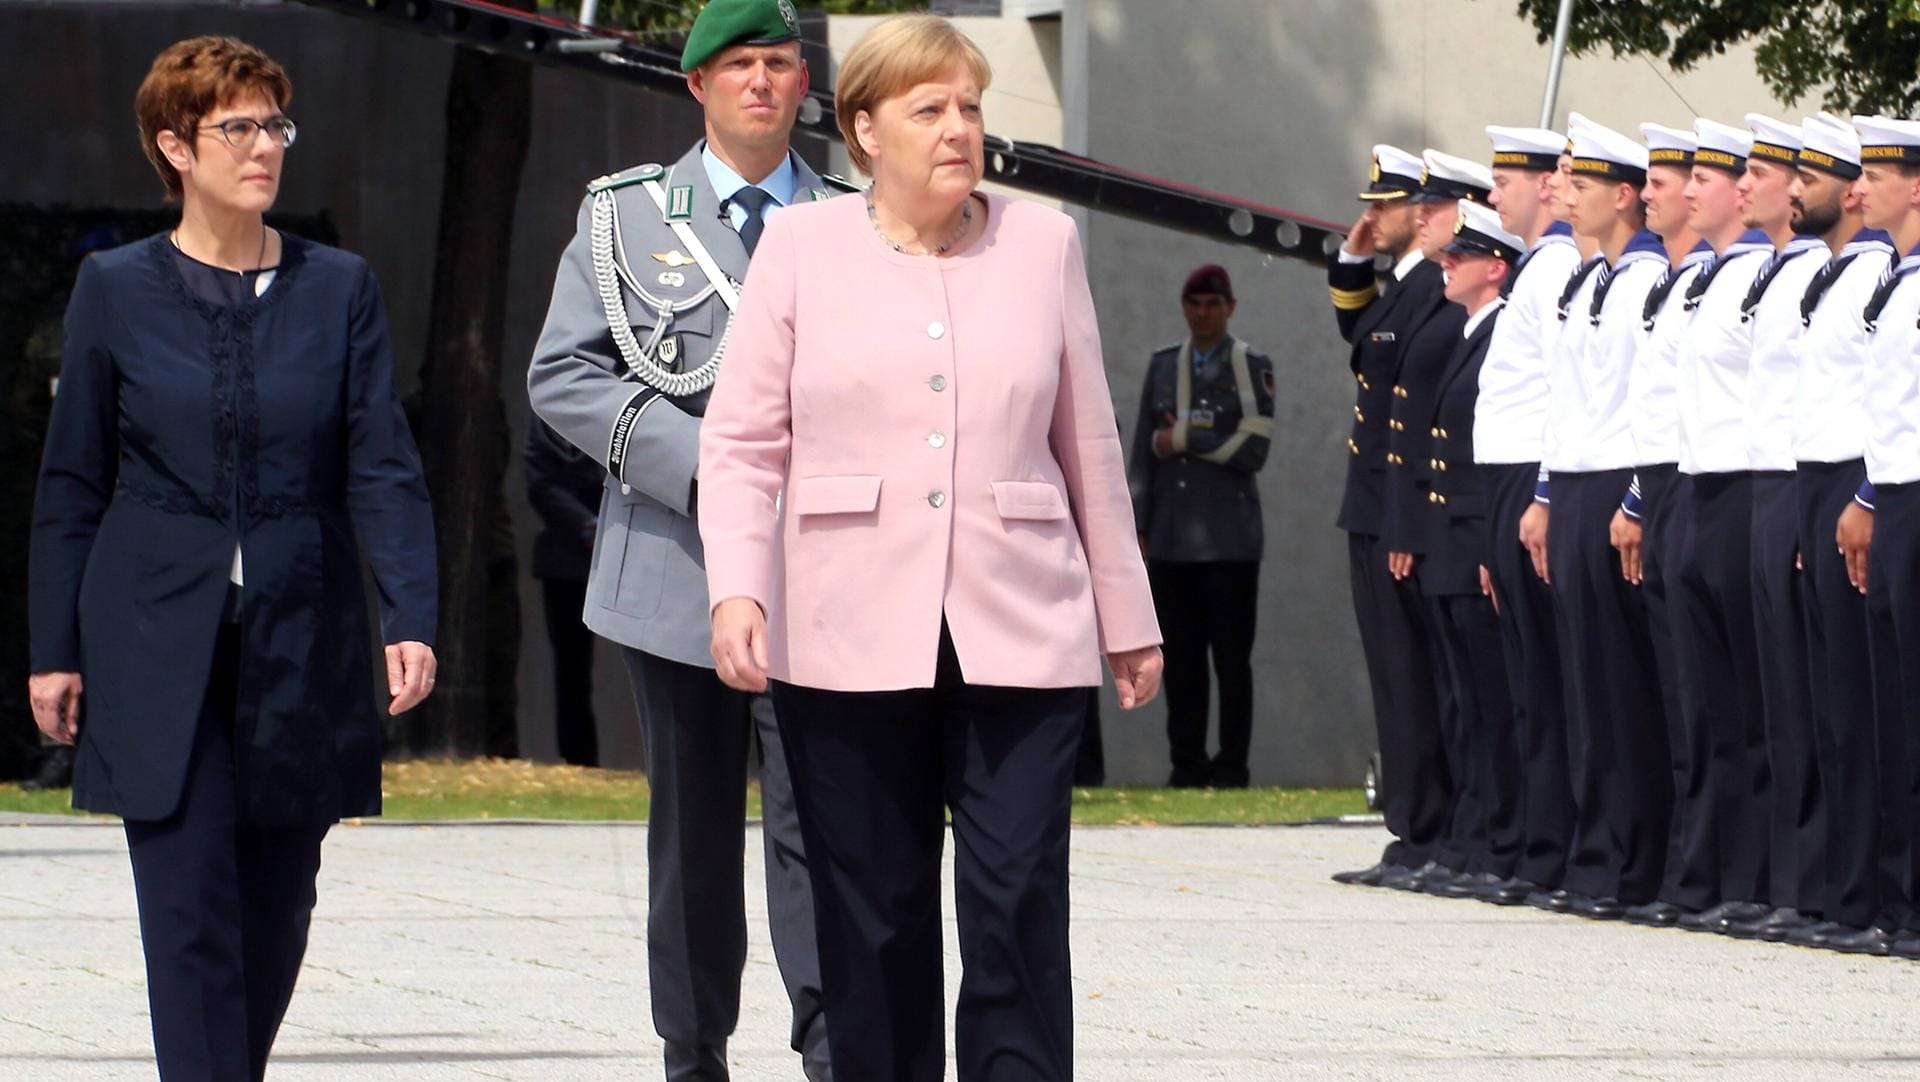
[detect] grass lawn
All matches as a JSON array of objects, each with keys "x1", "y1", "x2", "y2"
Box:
[{"x1": 0, "y1": 758, "x2": 1368, "y2": 826}]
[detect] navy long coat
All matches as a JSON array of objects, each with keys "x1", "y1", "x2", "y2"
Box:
[{"x1": 28, "y1": 233, "x2": 436, "y2": 825}]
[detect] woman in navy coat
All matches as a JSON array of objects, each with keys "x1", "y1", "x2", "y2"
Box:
[{"x1": 25, "y1": 37, "x2": 436, "y2": 1080}]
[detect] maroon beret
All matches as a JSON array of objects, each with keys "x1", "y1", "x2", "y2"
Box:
[{"x1": 1182, "y1": 263, "x2": 1233, "y2": 299}]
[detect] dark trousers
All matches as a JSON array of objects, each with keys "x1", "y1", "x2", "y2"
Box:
[
  {"x1": 1149, "y1": 559, "x2": 1259, "y2": 787},
  {"x1": 1798, "y1": 460, "x2": 1881, "y2": 927},
  {"x1": 1074, "y1": 689, "x2": 1105, "y2": 787},
  {"x1": 539, "y1": 576, "x2": 599, "y2": 767},
  {"x1": 1752, "y1": 472, "x2": 1823, "y2": 913},
  {"x1": 1485, "y1": 463, "x2": 1574, "y2": 887},
  {"x1": 1432, "y1": 589, "x2": 1517, "y2": 878},
  {"x1": 1546, "y1": 469, "x2": 1673, "y2": 903},
  {"x1": 1671, "y1": 472, "x2": 1770, "y2": 906},
  {"x1": 1640, "y1": 467, "x2": 1713, "y2": 911},
  {"x1": 771, "y1": 628, "x2": 1084, "y2": 1082},
  {"x1": 1869, "y1": 482, "x2": 1920, "y2": 931},
  {"x1": 1346, "y1": 531, "x2": 1452, "y2": 867},
  {"x1": 621, "y1": 649, "x2": 829, "y2": 1082},
  {"x1": 124, "y1": 623, "x2": 330, "y2": 1082}
]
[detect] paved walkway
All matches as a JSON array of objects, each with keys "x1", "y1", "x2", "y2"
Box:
[{"x1": 4, "y1": 818, "x2": 1919, "y2": 1080}]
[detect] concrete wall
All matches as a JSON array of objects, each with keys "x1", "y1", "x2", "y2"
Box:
[{"x1": 1059, "y1": 0, "x2": 1800, "y2": 786}]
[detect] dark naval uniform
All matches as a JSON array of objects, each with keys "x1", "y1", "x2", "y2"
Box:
[{"x1": 1128, "y1": 333, "x2": 1274, "y2": 787}]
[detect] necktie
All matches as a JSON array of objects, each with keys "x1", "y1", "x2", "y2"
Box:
[{"x1": 731, "y1": 186, "x2": 774, "y2": 256}]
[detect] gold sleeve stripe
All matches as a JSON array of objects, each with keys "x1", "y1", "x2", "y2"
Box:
[{"x1": 1331, "y1": 284, "x2": 1379, "y2": 310}]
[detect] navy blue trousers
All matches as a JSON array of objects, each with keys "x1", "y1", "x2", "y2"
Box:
[
  {"x1": 1346, "y1": 531, "x2": 1453, "y2": 868},
  {"x1": 1670, "y1": 472, "x2": 1771, "y2": 907},
  {"x1": 1752, "y1": 472, "x2": 1824, "y2": 913},
  {"x1": 1637, "y1": 466, "x2": 1713, "y2": 911},
  {"x1": 1868, "y1": 482, "x2": 1920, "y2": 930},
  {"x1": 1546, "y1": 469, "x2": 1672, "y2": 903},
  {"x1": 771, "y1": 627, "x2": 1084, "y2": 1082},
  {"x1": 1484, "y1": 463, "x2": 1574, "y2": 887},
  {"x1": 123, "y1": 624, "x2": 330, "y2": 1082},
  {"x1": 1798, "y1": 460, "x2": 1881, "y2": 927}
]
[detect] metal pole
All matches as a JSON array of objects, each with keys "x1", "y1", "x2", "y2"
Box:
[
  {"x1": 1539, "y1": 0, "x2": 1576, "y2": 128},
  {"x1": 579, "y1": 0, "x2": 598, "y2": 27}
]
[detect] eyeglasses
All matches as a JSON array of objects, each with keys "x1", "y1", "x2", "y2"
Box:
[{"x1": 196, "y1": 116, "x2": 298, "y2": 150}]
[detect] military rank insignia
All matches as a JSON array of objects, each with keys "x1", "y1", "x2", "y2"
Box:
[{"x1": 667, "y1": 185, "x2": 694, "y2": 220}]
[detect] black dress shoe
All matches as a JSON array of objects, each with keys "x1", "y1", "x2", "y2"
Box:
[
  {"x1": 1418, "y1": 865, "x2": 1462, "y2": 895},
  {"x1": 1332, "y1": 862, "x2": 1389, "y2": 887},
  {"x1": 1478, "y1": 877, "x2": 1542, "y2": 906},
  {"x1": 1380, "y1": 864, "x2": 1423, "y2": 891},
  {"x1": 1525, "y1": 888, "x2": 1567, "y2": 911},
  {"x1": 1440, "y1": 871, "x2": 1500, "y2": 899},
  {"x1": 1783, "y1": 920, "x2": 1850, "y2": 948},
  {"x1": 1677, "y1": 899, "x2": 1767, "y2": 933},
  {"x1": 1824, "y1": 925, "x2": 1895, "y2": 955},
  {"x1": 1572, "y1": 895, "x2": 1624, "y2": 920},
  {"x1": 1889, "y1": 932, "x2": 1920, "y2": 960},
  {"x1": 1727, "y1": 907, "x2": 1812, "y2": 941},
  {"x1": 1167, "y1": 768, "x2": 1210, "y2": 789},
  {"x1": 1623, "y1": 900, "x2": 1690, "y2": 927},
  {"x1": 1544, "y1": 889, "x2": 1585, "y2": 913},
  {"x1": 1396, "y1": 861, "x2": 1452, "y2": 893}
]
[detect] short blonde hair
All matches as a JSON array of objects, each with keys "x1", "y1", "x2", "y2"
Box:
[{"x1": 835, "y1": 15, "x2": 992, "y2": 174}]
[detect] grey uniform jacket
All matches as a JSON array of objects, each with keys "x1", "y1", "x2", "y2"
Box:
[
  {"x1": 1127, "y1": 336, "x2": 1275, "y2": 563},
  {"x1": 528, "y1": 143, "x2": 828, "y2": 667}
]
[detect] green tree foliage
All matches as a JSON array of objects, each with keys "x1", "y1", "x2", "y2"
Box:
[{"x1": 1515, "y1": 0, "x2": 1920, "y2": 114}]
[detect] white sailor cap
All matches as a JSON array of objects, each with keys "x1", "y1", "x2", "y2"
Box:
[
  {"x1": 1693, "y1": 118, "x2": 1753, "y2": 173},
  {"x1": 1485, "y1": 125, "x2": 1566, "y2": 171},
  {"x1": 1853, "y1": 115, "x2": 1920, "y2": 167},
  {"x1": 1412, "y1": 148, "x2": 1495, "y2": 204},
  {"x1": 1360, "y1": 143, "x2": 1425, "y2": 200},
  {"x1": 1567, "y1": 113, "x2": 1649, "y2": 184},
  {"x1": 1799, "y1": 114, "x2": 1862, "y2": 178},
  {"x1": 1641, "y1": 122, "x2": 1698, "y2": 169},
  {"x1": 1746, "y1": 113, "x2": 1803, "y2": 167},
  {"x1": 1443, "y1": 198, "x2": 1525, "y2": 262}
]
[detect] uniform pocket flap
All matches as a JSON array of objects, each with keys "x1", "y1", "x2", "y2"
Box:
[
  {"x1": 990, "y1": 480, "x2": 1070, "y2": 521},
  {"x1": 789, "y1": 474, "x2": 883, "y2": 516}
]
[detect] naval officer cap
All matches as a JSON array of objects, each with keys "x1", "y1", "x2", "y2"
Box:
[
  {"x1": 1360, "y1": 144, "x2": 1424, "y2": 200},
  {"x1": 1485, "y1": 125, "x2": 1566, "y2": 171},
  {"x1": 1567, "y1": 112, "x2": 1649, "y2": 185},
  {"x1": 1746, "y1": 113, "x2": 1804, "y2": 167},
  {"x1": 1692, "y1": 118, "x2": 1753, "y2": 174},
  {"x1": 1641, "y1": 122, "x2": 1698, "y2": 169},
  {"x1": 1853, "y1": 115, "x2": 1920, "y2": 167},
  {"x1": 1799, "y1": 113, "x2": 1863, "y2": 179},
  {"x1": 680, "y1": 0, "x2": 802, "y2": 73},
  {"x1": 1443, "y1": 199, "x2": 1525, "y2": 262},
  {"x1": 1412, "y1": 149, "x2": 1495, "y2": 204}
]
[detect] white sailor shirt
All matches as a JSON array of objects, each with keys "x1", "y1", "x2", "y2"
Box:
[
  {"x1": 1745, "y1": 236, "x2": 1831, "y2": 471},
  {"x1": 1793, "y1": 230, "x2": 1895, "y2": 464},
  {"x1": 1863, "y1": 245, "x2": 1920, "y2": 490},
  {"x1": 1474, "y1": 222, "x2": 1582, "y2": 464},
  {"x1": 1544, "y1": 232, "x2": 1668, "y2": 473},
  {"x1": 1677, "y1": 230, "x2": 1775, "y2": 475},
  {"x1": 1629, "y1": 240, "x2": 1713, "y2": 468}
]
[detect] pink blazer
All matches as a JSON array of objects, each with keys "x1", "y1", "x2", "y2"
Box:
[{"x1": 698, "y1": 191, "x2": 1161, "y2": 692}]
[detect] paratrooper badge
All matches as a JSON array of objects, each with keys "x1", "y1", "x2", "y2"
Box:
[{"x1": 652, "y1": 250, "x2": 697, "y2": 267}]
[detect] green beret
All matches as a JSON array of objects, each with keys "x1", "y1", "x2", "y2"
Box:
[{"x1": 680, "y1": 0, "x2": 802, "y2": 73}]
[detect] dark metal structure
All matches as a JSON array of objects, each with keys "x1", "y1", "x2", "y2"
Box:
[{"x1": 290, "y1": 0, "x2": 1346, "y2": 264}]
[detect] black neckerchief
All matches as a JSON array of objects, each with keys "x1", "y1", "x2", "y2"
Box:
[
  {"x1": 1863, "y1": 263, "x2": 1918, "y2": 332},
  {"x1": 1683, "y1": 252, "x2": 1748, "y2": 312},
  {"x1": 1738, "y1": 245, "x2": 1817, "y2": 323},
  {"x1": 1800, "y1": 251, "x2": 1862, "y2": 327},
  {"x1": 1556, "y1": 259, "x2": 1604, "y2": 322},
  {"x1": 1642, "y1": 263, "x2": 1690, "y2": 329}
]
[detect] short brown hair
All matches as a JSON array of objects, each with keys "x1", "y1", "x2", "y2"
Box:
[
  {"x1": 834, "y1": 15, "x2": 991, "y2": 174},
  {"x1": 135, "y1": 36, "x2": 292, "y2": 200}
]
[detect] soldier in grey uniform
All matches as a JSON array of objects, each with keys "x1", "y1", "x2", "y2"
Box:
[
  {"x1": 526, "y1": 0, "x2": 833, "y2": 1078},
  {"x1": 1127, "y1": 264, "x2": 1275, "y2": 788}
]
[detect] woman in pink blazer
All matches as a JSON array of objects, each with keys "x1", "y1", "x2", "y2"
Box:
[{"x1": 697, "y1": 15, "x2": 1161, "y2": 1082}]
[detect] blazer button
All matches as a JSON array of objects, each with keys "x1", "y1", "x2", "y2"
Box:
[
  {"x1": 1431, "y1": 426, "x2": 1441, "y2": 438},
  {"x1": 928, "y1": 490, "x2": 946, "y2": 508},
  {"x1": 928, "y1": 321, "x2": 946, "y2": 339},
  {"x1": 928, "y1": 431, "x2": 947, "y2": 449},
  {"x1": 929, "y1": 374, "x2": 947, "y2": 392}
]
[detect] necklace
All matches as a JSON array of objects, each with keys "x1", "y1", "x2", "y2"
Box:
[
  {"x1": 172, "y1": 224, "x2": 268, "y2": 277},
  {"x1": 866, "y1": 188, "x2": 973, "y2": 256}
]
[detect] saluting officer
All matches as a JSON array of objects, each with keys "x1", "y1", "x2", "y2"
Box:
[
  {"x1": 1536, "y1": 115, "x2": 1672, "y2": 919},
  {"x1": 1328, "y1": 145, "x2": 1457, "y2": 887},
  {"x1": 1734, "y1": 113, "x2": 1833, "y2": 941},
  {"x1": 1129, "y1": 264, "x2": 1275, "y2": 789},
  {"x1": 1665, "y1": 118, "x2": 1777, "y2": 936},
  {"x1": 1776, "y1": 114, "x2": 1895, "y2": 946},
  {"x1": 1475, "y1": 124, "x2": 1582, "y2": 905},
  {"x1": 1829, "y1": 114, "x2": 1920, "y2": 958},
  {"x1": 1618, "y1": 122, "x2": 1716, "y2": 929},
  {"x1": 526, "y1": 0, "x2": 834, "y2": 1077},
  {"x1": 1421, "y1": 199, "x2": 1520, "y2": 901},
  {"x1": 1383, "y1": 150, "x2": 1491, "y2": 890}
]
